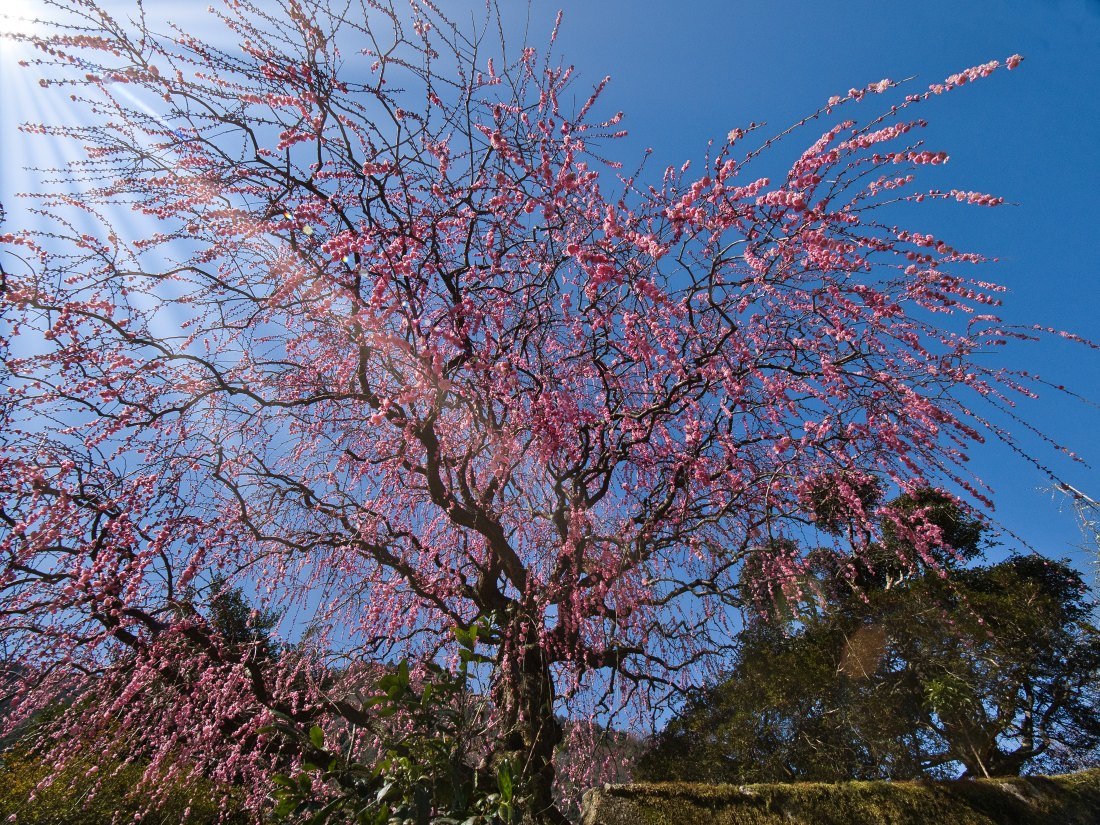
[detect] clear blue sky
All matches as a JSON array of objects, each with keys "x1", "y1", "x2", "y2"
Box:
[{"x1": 2, "y1": 0, "x2": 1099, "y2": 575}]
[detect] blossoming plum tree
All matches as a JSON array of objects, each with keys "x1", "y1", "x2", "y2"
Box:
[{"x1": 0, "y1": 0, "x2": 1072, "y2": 821}]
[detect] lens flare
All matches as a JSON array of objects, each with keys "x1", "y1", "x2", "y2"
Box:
[{"x1": 0, "y1": 0, "x2": 44, "y2": 39}]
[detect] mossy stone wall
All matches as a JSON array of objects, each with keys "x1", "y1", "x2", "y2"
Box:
[{"x1": 580, "y1": 770, "x2": 1100, "y2": 825}]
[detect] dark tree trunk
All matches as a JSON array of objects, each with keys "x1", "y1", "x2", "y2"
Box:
[{"x1": 495, "y1": 615, "x2": 569, "y2": 825}]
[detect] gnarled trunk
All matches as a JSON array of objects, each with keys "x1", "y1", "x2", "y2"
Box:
[{"x1": 494, "y1": 615, "x2": 569, "y2": 825}]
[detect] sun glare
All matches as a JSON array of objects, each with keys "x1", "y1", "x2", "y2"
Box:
[
  {"x1": 1, "y1": 0, "x2": 74, "y2": 231},
  {"x1": 0, "y1": 0, "x2": 46, "y2": 39}
]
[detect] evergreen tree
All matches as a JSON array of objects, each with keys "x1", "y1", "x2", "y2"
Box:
[{"x1": 639, "y1": 493, "x2": 1100, "y2": 782}]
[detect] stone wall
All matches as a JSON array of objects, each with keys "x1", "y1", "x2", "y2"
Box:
[{"x1": 580, "y1": 770, "x2": 1100, "y2": 825}]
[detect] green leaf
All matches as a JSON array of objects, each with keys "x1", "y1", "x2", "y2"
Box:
[
  {"x1": 309, "y1": 725, "x2": 325, "y2": 750},
  {"x1": 454, "y1": 625, "x2": 475, "y2": 650},
  {"x1": 496, "y1": 761, "x2": 513, "y2": 801},
  {"x1": 273, "y1": 796, "x2": 297, "y2": 819},
  {"x1": 361, "y1": 807, "x2": 389, "y2": 825},
  {"x1": 376, "y1": 673, "x2": 398, "y2": 693},
  {"x1": 307, "y1": 798, "x2": 345, "y2": 825},
  {"x1": 375, "y1": 781, "x2": 396, "y2": 804},
  {"x1": 457, "y1": 650, "x2": 493, "y2": 665},
  {"x1": 413, "y1": 781, "x2": 433, "y2": 825}
]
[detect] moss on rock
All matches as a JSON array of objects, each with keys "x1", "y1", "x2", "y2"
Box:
[{"x1": 580, "y1": 770, "x2": 1100, "y2": 825}]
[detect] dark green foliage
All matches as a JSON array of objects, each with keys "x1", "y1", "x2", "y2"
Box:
[
  {"x1": 268, "y1": 617, "x2": 518, "y2": 824},
  {"x1": 802, "y1": 472, "x2": 884, "y2": 537},
  {"x1": 638, "y1": 491, "x2": 1100, "y2": 784},
  {"x1": 203, "y1": 574, "x2": 281, "y2": 660}
]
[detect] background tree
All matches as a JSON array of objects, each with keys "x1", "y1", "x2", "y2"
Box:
[
  {"x1": 638, "y1": 492, "x2": 1100, "y2": 783},
  {"x1": 200, "y1": 575, "x2": 281, "y2": 663},
  {"x1": 0, "y1": 0, "x2": 1083, "y2": 820}
]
